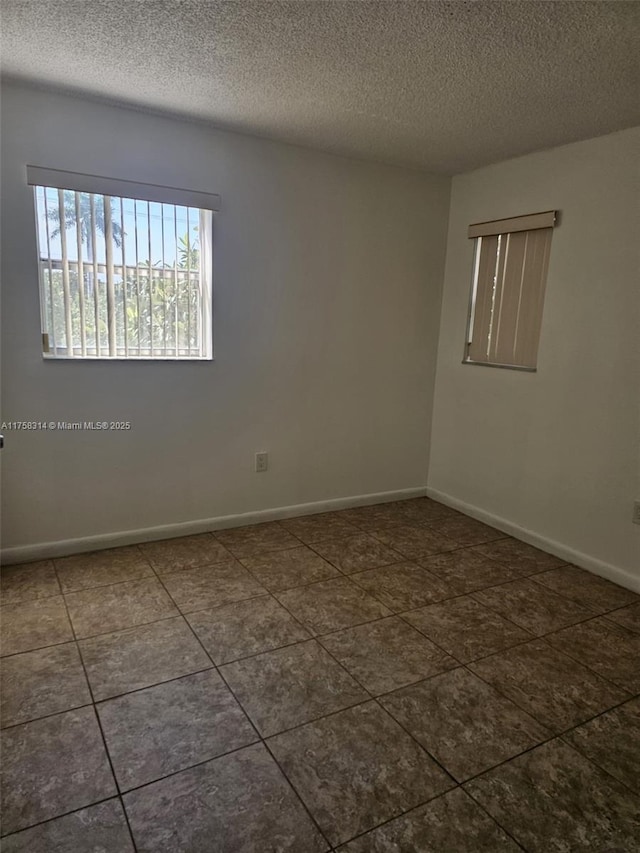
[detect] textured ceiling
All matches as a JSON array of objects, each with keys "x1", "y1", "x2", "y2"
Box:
[{"x1": 1, "y1": 1, "x2": 639, "y2": 174}]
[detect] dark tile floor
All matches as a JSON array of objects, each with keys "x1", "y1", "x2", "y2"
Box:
[{"x1": 1, "y1": 497, "x2": 639, "y2": 852}]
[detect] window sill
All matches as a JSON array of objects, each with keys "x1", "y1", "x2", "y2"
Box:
[{"x1": 462, "y1": 358, "x2": 536, "y2": 373}]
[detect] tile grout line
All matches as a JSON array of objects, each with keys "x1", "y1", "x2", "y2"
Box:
[
  {"x1": 445, "y1": 592, "x2": 639, "y2": 693},
  {"x1": 4, "y1": 576, "x2": 633, "y2": 704},
  {"x1": 205, "y1": 560, "x2": 467, "y2": 849},
  {"x1": 276, "y1": 591, "x2": 639, "y2": 846},
  {"x1": 555, "y1": 698, "x2": 640, "y2": 797},
  {"x1": 126, "y1": 568, "x2": 320, "y2": 846},
  {"x1": 6, "y1": 649, "x2": 633, "y2": 845},
  {"x1": 50, "y1": 560, "x2": 140, "y2": 853},
  {"x1": 154, "y1": 564, "x2": 337, "y2": 852},
  {"x1": 535, "y1": 623, "x2": 638, "y2": 695},
  {"x1": 267, "y1": 592, "x2": 472, "y2": 846},
  {"x1": 0, "y1": 795, "x2": 129, "y2": 843},
  {"x1": 0, "y1": 699, "x2": 95, "y2": 732},
  {"x1": 3, "y1": 502, "x2": 637, "y2": 846},
  {"x1": 461, "y1": 793, "x2": 530, "y2": 852},
  {"x1": 4, "y1": 568, "x2": 631, "y2": 703},
  {"x1": 144, "y1": 559, "x2": 333, "y2": 847},
  {"x1": 458, "y1": 689, "x2": 639, "y2": 787},
  {"x1": 461, "y1": 703, "x2": 640, "y2": 853}
]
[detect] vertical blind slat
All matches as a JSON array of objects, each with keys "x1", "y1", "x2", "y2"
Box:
[
  {"x1": 42, "y1": 189, "x2": 57, "y2": 353},
  {"x1": 173, "y1": 205, "x2": 179, "y2": 357},
  {"x1": 467, "y1": 235, "x2": 498, "y2": 363},
  {"x1": 147, "y1": 201, "x2": 154, "y2": 358},
  {"x1": 57, "y1": 189, "x2": 74, "y2": 356},
  {"x1": 492, "y1": 231, "x2": 527, "y2": 365},
  {"x1": 161, "y1": 203, "x2": 168, "y2": 353},
  {"x1": 75, "y1": 193, "x2": 87, "y2": 357},
  {"x1": 186, "y1": 207, "x2": 192, "y2": 355},
  {"x1": 513, "y1": 227, "x2": 552, "y2": 367},
  {"x1": 104, "y1": 195, "x2": 117, "y2": 356},
  {"x1": 487, "y1": 234, "x2": 507, "y2": 363},
  {"x1": 134, "y1": 202, "x2": 142, "y2": 356},
  {"x1": 90, "y1": 195, "x2": 101, "y2": 357},
  {"x1": 120, "y1": 197, "x2": 129, "y2": 358}
]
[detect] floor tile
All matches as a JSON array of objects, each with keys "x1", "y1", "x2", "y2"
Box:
[
  {"x1": 369, "y1": 523, "x2": 459, "y2": 560},
  {"x1": 0, "y1": 706, "x2": 116, "y2": 835},
  {"x1": 338, "y1": 502, "x2": 414, "y2": 531},
  {"x1": 0, "y1": 800, "x2": 134, "y2": 853},
  {"x1": 419, "y1": 549, "x2": 523, "y2": 594},
  {"x1": 280, "y1": 512, "x2": 359, "y2": 543},
  {"x1": 0, "y1": 596, "x2": 73, "y2": 657},
  {"x1": 337, "y1": 787, "x2": 521, "y2": 852},
  {"x1": 532, "y1": 564, "x2": 638, "y2": 614},
  {"x1": 268, "y1": 701, "x2": 453, "y2": 847},
  {"x1": 5, "y1": 504, "x2": 636, "y2": 853},
  {"x1": 350, "y1": 562, "x2": 454, "y2": 612},
  {"x1": 1, "y1": 642, "x2": 91, "y2": 728},
  {"x1": 390, "y1": 498, "x2": 462, "y2": 525},
  {"x1": 465, "y1": 739, "x2": 640, "y2": 853},
  {"x1": 214, "y1": 522, "x2": 300, "y2": 559},
  {"x1": 320, "y1": 616, "x2": 456, "y2": 694},
  {"x1": 563, "y1": 697, "x2": 640, "y2": 793},
  {"x1": 124, "y1": 742, "x2": 328, "y2": 852},
  {"x1": 98, "y1": 669, "x2": 257, "y2": 790},
  {"x1": 607, "y1": 601, "x2": 640, "y2": 633},
  {"x1": 472, "y1": 538, "x2": 565, "y2": 574},
  {"x1": 188, "y1": 595, "x2": 310, "y2": 664},
  {"x1": 240, "y1": 545, "x2": 339, "y2": 591},
  {"x1": 139, "y1": 533, "x2": 234, "y2": 575},
  {"x1": 79, "y1": 617, "x2": 212, "y2": 701},
  {"x1": 161, "y1": 561, "x2": 265, "y2": 613},
  {"x1": 0, "y1": 561, "x2": 60, "y2": 606},
  {"x1": 220, "y1": 639, "x2": 367, "y2": 736},
  {"x1": 473, "y1": 578, "x2": 593, "y2": 635},
  {"x1": 55, "y1": 546, "x2": 153, "y2": 592},
  {"x1": 65, "y1": 577, "x2": 178, "y2": 638},
  {"x1": 546, "y1": 616, "x2": 640, "y2": 692},
  {"x1": 276, "y1": 577, "x2": 391, "y2": 635},
  {"x1": 310, "y1": 532, "x2": 404, "y2": 573},
  {"x1": 428, "y1": 515, "x2": 505, "y2": 546},
  {"x1": 404, "y1": 596, "x2": 531, "y2": 663},
  {"x1": 381, "y1": 667, "x2": 549, "y2": 781},
  {"x1": 469, "y1": 638, "x2": 628, "y2": 732}
]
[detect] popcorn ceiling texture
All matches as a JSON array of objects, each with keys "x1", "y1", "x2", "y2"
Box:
[{"x1": 1, "y1": 1, "x2": 638, "y2": 173}]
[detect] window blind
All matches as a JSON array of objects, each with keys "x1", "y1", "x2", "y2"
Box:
[{"x1": 465, "y1": 211, "x2": 556, "y2": 369}]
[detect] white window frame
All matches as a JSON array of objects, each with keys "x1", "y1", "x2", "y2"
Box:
[{"x1": 27, "y1": 166, "x2": 220, "y2": 361}]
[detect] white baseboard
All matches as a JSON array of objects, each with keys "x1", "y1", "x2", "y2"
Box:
[
  {"x1": 427, "y1": 487, "x2": 640, "y2": 594},
  {"x1": 5, "y1": 484, "x2": 637, "y2": 596},
  {"x1": 1, "y1": 486, "x2": 428, "y2": 564}
]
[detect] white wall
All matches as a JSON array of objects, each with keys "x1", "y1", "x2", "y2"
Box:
[
  {"x1": 0, "y1": 83, "x2": 451, "y2": 553},
  {"x1": 429, "y1": 128, "x2": 640, "y2": 587}
]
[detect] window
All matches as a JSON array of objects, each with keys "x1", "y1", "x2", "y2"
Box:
[
  {"x1": 28, "y1": 167, "x2": 220, "y2": 360},
  {"x1": 464, "y1": 210, "x2": 556, "y2": 370}
]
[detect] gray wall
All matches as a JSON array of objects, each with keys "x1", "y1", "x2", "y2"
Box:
[{"x1": 0, "y1": 83, "x2": 451, "y2": 551}]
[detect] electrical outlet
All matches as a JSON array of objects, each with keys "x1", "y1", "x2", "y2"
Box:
[
  {"x1": 255, "y1": 451, "x2": 268, "y2": 473},
  {"x1": 633, "y1": 501, "x2": 640, "y2": 525}
]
